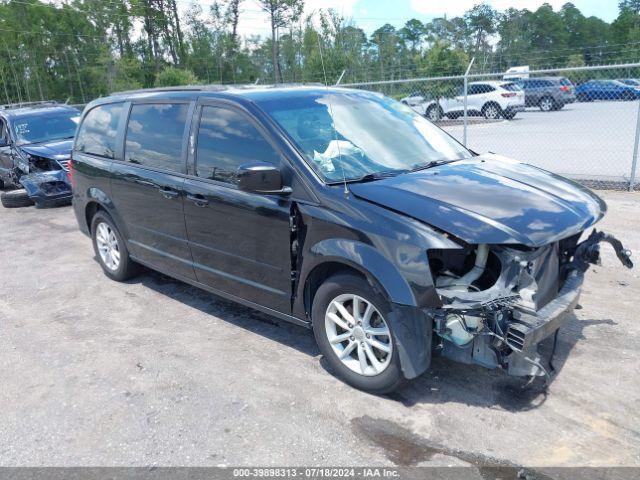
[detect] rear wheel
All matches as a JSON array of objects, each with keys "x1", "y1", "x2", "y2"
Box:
[
  {"x1": 482, "y1": 103, "x2": 502, "y2": 120},
  {"x1": 539, "y1": 96, "x2": 555, "y2": 111},
  {"x1": 91, "y1": 211, "x2": 140, "y2": 281},
  {"x1": 312, "y1": 273, "x2": 406, "y2": 394},
  {"x1": 1, "y1": 189, "x2": 34, "y2": 208}
]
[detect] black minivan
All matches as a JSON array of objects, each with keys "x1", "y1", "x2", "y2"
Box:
[{"x1": 71, "y1": 86, "x2": 631, "y2": 393}]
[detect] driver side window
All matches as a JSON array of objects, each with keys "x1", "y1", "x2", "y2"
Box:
[{"x1": 195, "y1": 106, "x2": 281, "y2": 185}]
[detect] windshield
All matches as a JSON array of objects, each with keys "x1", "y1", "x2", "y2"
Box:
[
  {"x1": 12, "y1": 110, "x2": 80, "y2": 145},
  {"x1": 257, "y1": 90, "x2": 473, "y2": 182}
]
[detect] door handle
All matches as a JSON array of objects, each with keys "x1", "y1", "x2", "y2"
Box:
[
  {"x1": 133, "y1": 178, "x2": 155, "y2": 187},
  {"x1": 159, "y1": 187, "x2": 180, "y2": 199},
  {"x1": 186, "y1": 193, "x2": 209, "y2": 207}
]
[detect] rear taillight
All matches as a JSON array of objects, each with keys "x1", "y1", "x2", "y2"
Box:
[
  {"x1": 560, "y1": 85, "x2": 570, "y2": 92},
  {"x1": 501, "y1": 92, "x2": 516, "y2": 97},
  {"x1": 68, "y1": 158, "x2": 75, "y2": 189}
]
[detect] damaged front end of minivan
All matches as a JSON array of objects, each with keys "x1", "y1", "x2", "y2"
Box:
[{"x1": 427, "y1": 230, "x2": 633, "y2": 381}]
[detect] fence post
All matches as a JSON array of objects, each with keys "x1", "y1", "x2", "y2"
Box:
[
  {"x1": 463, "y1": 57, "x2": 475, "y2": 147},
  {"x1": 335, "y1": 70, "x2": 346, "y2": 86},
  {"x1": 630, "y1": 99, "x2": 640, "y2": 191}
]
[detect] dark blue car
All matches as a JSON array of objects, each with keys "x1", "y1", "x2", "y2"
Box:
[
  {"x1": 576, "y1": 79, "x2": 640, "y2": 101},
  {"x1": 0, "y1": 102, "x2": 79, "y2": 208}
]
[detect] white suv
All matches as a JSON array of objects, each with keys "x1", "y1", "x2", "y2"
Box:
[{"x1": 424, "y1": 81, "x2": 525, "y2": 121}]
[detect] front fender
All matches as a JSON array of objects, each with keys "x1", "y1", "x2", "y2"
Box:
[
  {"x1": 308, "y1": 238, "x2": 417, "y2": 306},
  {"x1": 303, "y1": 238, "x2": 434, "y2": 380}
]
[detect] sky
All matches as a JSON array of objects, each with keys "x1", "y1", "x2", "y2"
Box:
[{"x1": 229, "y1": 0, "x2": 621, "y2": 39}]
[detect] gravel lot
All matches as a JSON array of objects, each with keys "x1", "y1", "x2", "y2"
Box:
[
  {"x1": 0, "y1": 192, "x2": 639, "y2": 468},
  {"x1": 441, "y1": 101, "x2": 639, "y2": 183}
]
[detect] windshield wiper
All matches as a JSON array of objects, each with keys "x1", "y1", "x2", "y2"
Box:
[
  {"x1": 327, "y1": 170, "x2": 403, "y2": 185},
  {"x1": 408, "y1": 159, "x2": 459, "y2": 172}
]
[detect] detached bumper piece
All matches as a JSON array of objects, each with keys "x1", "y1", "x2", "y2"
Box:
[{"x1": 19, "y1": 170, "x2": 72, "y2": 208}]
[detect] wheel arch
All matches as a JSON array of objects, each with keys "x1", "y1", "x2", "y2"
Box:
[
  {"x1": 482, "y1": 100, "x2": 502, "y2": 111},
  {"x1": 298, "y1": 238, "x2": 418, "y2": 321},
  {"x1": 83, "y1": 188, "x2": 131, "y2": 241}
]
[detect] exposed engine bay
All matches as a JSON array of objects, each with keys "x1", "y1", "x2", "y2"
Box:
[{"x1": 427, "y1": 230, "x2": 633, "y2": 380}]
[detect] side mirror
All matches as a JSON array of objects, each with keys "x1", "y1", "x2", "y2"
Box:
[{"x1": 237, "y1": 162, "x2": 291, "y2": 195}]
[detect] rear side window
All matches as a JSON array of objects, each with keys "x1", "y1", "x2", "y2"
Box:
[
  {"x1": 195, "y1": 106, "x2": 280, "y2": 185},
  {"x1": 468, "y1": 84, "x2": 483, "y2": 95},
  {"x1": 501, "y1": 82, "x2": 521, "y2": 91},
  {"x1": 125, "y1": 103, "x2": 189, "y2": 173},
  {"x1": 75, "y1": 103, "x2": 123, "y2": 158}
]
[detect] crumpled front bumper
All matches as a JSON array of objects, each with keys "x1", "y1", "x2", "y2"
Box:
[
  {"x1": 505, "y1": 269, "x2": 583, "y2": 379},
  {"x1": 506, "y1": 269, "x2": 583, "y2": 353},
  {"x1": 20, "y1": 170, "x2": 72, "y2": 207}
]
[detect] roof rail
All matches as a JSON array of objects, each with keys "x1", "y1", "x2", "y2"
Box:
[
  {"x1": 0, "y1": 100, "x2": 61, "y2": 110},
  {"x1": 111, "y1": 82, "x2": 326, "y2": 96}
]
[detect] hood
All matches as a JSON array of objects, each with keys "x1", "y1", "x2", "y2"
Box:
[
  {"x1": 19, "y1": 139, "x2": 73, "y2": 160},
  {"x1": 349, "y1": 154, "x2": 606, "y2": 247}
]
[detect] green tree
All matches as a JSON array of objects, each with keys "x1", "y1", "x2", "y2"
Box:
[
  {"x1": 256, "y1": 0, "x2": 304, "y2": 83},
  {"x1": 155, "y1": 66, "x2": 198, "y2": 86}
]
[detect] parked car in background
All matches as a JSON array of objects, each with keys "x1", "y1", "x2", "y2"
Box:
[
  {"x1": 576, "y1": 80, "x2": 640, "y2": 101},
  {"x1": 71, "y1": 85, "x2": 632, "y2": 393},
  {"x1": 516, "y1": 76, "x2": 576, "y2": 111},
  {"x1": 424, "y1": 81, "x2": 525, "y2": 121},
  {"x1": 400, "y1": 90, "x2": 434, "y2": 115},
  {"x1": 616, "y1": 78, "x2": 640, "y2": 87},
  {"x1": 0, "y1": 102, "x2": 79, "y2": 208}
]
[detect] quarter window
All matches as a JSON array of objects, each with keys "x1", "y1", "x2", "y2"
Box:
[
  {"x1": 125, "y1": 103, "x2": 189, "y2": 173},
  {"x1": 195, "y1": 106, "x2": 280, "y2": 185},
  {"x1": 75, "y1": 103, "x2": 123, "y2": 158}
]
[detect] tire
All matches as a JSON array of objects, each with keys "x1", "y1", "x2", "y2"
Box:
[
  {"x1": 503, "y1": 110, "x2": 516, "y2": 120},
  {"x1": 1, "y1": 188, "x2": 34, "y2": 208},
  {"x1": 91, "y1": 210, "x2": 141, "y2": 281},
  {"x1": 312, "y1": 273, "x2": 407, "y2": 394},
  {"x1": 538, "y1": 96, "x2": 555, "y2": 112},
  {"x1": 482, "y1": 102, "x2": 502, "y2": 120},
  {"x1": 425, "y1": 105, "x2": 443, "y2": 122}
]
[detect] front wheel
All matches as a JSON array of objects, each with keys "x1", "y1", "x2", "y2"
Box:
[
  {"x1": 312, "y1": 273, "x2": 406, "y2": 394},
  {"x1": 425, "y1": 105, "x2": 443, "y2": 122},
  {"x1": 91, "y1": 211, "x2": 141, "y2": 281}
]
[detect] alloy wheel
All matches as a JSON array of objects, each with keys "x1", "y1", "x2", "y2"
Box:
[
  {"x1": 484, "y1": 105, "x2": 500, "y2": 119},
  {"x1": 96, "y1": 222, "x2": 121, "y2": 271},
  {"x1": 324, "y1": 294, "x2": 393, "y2": 376},
  {"x1": 540, "y1": 97, "x2": 553, "y2": 111},
  {"x1": 428, "y1": 107, "x2": 441, "y2": 122}
]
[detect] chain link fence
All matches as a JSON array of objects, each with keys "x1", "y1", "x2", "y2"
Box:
[{"x1": 342, "y1": 62, "x2": 640, "y2": 190}]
